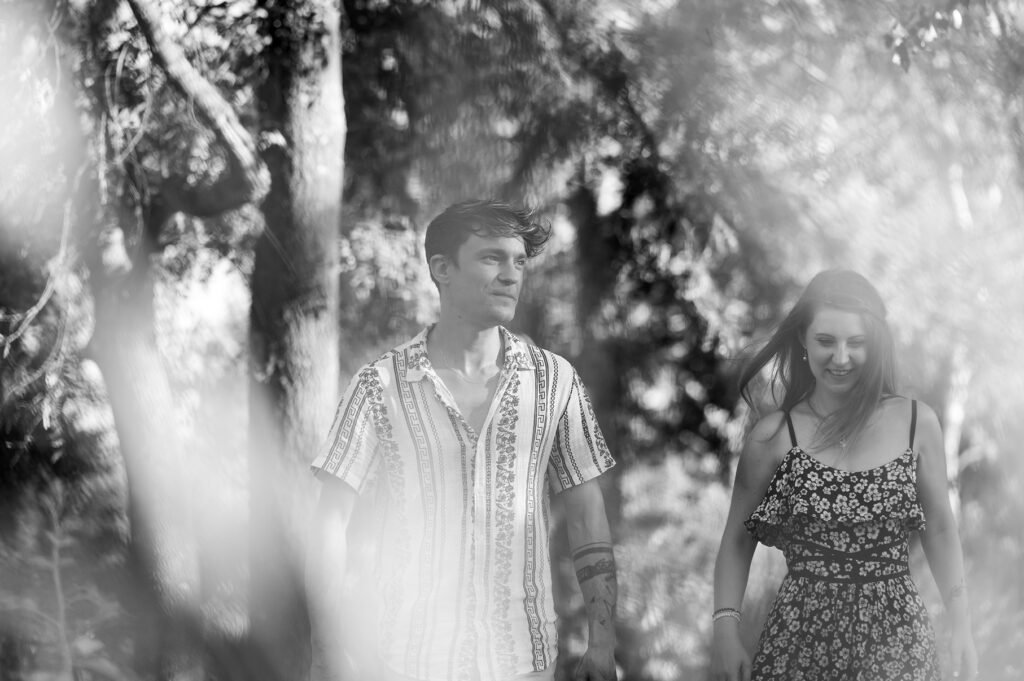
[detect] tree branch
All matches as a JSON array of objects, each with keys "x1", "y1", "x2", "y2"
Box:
[
  {"x1": 533, "y1": 0, "x2": 661, "y2": 162},
  {"x1": 125, "y1": 0, "x2": 270, "y2": 216},
  {"x1": 185, "y1": 0, "x2": 230, "y2": 36},
  {"x1": 1, "y1": 166, "x2": 81, "y2": 360}
]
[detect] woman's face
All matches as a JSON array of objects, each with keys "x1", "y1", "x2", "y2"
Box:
[{"x1": 803, "y1": 306, "x2": 869, "y2": 397}]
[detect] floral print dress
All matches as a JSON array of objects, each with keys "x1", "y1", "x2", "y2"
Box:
[{"x1": 744, "y1": 401, "x2": 940, "y2": 681}]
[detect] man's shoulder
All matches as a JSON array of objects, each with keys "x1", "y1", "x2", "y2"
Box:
[
  {"x1": 519, "y1": 346, "x2": 587, "y2": 394},
  {"x1": 504, "y1": 332, "x2": 576, "y2": 375},
  {"x1": 532, "y1": 346, "x2": 575, "y2": 373},
  {"x1": 351, "y1": 333, "x2": 429, "y2": 382}
]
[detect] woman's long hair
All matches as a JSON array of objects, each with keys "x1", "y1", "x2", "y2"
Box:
[{"x1": 739, "y1": 270, "x2": 899, "y2": 450}]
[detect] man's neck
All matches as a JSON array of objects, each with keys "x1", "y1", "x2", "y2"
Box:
[{"x1": 428, "y1": 313, "x2": 504, "y2": 374}]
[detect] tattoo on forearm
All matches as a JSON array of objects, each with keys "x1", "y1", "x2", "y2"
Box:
[
  {"x1": 577, "y1": 562, "x2": 617, "y2": 628},
  {"x1": 589, "y1": 593, "x2": 615, "y2": 627},
  {"x1": 572, "y1": 543, "x2": 614, "y2": 562},
  {"x1": 576, "y1": 557, "x2": 616, "y2": 584},
  {"x1": 574, "y1": 546, "x2": 618, "y2": 629}
]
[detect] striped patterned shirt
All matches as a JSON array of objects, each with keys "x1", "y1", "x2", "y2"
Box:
[{"x1": 311, "y1": 327, "x2": 615, "y2": 681}]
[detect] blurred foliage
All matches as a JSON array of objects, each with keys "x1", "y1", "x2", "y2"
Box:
[
  {"x1": 615, "y1": 457, "x2": 785, "y2": 681},
  {"x1": 2, "y1": 0, "x2": 1024, "y2": 680}
]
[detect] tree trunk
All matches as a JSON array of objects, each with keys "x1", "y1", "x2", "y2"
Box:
[
  {"x1": 76, "y1": 0, "x2": 277, "y2": 675},
  {"x1": 249, "y1": 2, "x2": 345, "y2": 679},
  {"x1": 124, "y1": 0, "x2": 270, "y2": 215}
]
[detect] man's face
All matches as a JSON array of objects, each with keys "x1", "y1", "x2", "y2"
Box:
[{"x1": 442, "y1": 234, "x2": 527, "y2": 328}]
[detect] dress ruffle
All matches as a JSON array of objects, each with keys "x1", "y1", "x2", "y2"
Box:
[{"x1": 744, "y1": 447, "x2": 925, "y2": 550}]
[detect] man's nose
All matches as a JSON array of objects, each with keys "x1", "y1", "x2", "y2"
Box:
[{"x1": 499, "y1": 261, "x2": 522, "y2": 282}]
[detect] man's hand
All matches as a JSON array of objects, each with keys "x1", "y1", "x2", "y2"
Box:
[{"x1": 574, "y1": 642, "x2": 617, "y2": 681}]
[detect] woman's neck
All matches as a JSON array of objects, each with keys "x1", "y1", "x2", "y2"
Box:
[{"x1": 806, "y1": 389, "x2": 847, "y2": 417}]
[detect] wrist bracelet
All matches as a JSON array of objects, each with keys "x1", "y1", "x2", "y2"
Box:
[{"x1": 713, "y1": 607, "x2": 741, "y2": 623}]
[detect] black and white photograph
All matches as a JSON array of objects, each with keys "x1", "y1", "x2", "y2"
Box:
[{"x1": 1, "y1": 1, "x2": 1021, "y2": 680}]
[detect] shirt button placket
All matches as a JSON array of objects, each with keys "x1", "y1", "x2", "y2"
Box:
[
  {"x1": 472, "y1": 368, "x2": 511, "y2": 674},
  {"x1": 470, "y1": 426, "x2": 489, "y2": 673}
]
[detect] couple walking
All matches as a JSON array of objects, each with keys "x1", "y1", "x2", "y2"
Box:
[{"x1": 307, "y1": 199, "x2": 977, "y2": 681}]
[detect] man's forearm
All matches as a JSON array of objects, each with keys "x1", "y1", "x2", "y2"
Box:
[
  {"x1": 573, "y1": 541, "x2": 618, "y2": 645},
  {"x1": 308, "y1": 479, "x2": 358, "y2": 681},
  {"x1": 307, "y1": 534, "x2": 350, "y2": 681}
]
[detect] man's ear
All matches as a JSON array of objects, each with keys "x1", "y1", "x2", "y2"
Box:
[{"x1": 428, "y1": 253, "x2": 451, "y2": 285}]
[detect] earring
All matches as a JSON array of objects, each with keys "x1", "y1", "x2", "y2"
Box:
[{"x1": 802, "y1": 351, "x2": 807, "y2": 362}]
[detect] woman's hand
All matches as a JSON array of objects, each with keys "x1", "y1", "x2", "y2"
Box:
[
  {"x1": 949, "y1": 620, "x2": 978, "y2": 680},
  {"x1": 711, "y1": 623, "x2": 752, "y2": 681}
]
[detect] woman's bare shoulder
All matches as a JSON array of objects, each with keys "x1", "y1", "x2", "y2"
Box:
[
  {"x1": 748, "y1": 409, "x2": 788, "y2": 442},
  {"x1": 879, "y1": 395, "x2": 939, "y2": 425},
  {"x1": 744, "y1": 410, "x2": 790, "y2": 462},
  {"x1": 734, "y1": 410, "x2": 791, "y2": 487}
]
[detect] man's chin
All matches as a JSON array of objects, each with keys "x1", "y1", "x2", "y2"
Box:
[{"x1": 487, "y1": 305, "x2": 518, "y2": 326}]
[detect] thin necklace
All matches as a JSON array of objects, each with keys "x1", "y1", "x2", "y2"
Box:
[{"x1": 806, "y1": 397, "x2": 850, "y2": 454}]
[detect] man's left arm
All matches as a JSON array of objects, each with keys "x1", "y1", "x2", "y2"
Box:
[{"x1": 562, "y1": 478, "x2": 617, "y2": 681}]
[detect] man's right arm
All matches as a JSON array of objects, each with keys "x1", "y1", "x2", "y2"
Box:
[{"x1": 307, "y1": 476, "x2": 358, "y2": 681}]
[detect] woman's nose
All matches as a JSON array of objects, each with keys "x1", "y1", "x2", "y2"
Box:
[{"x1": 834, "y1": 344, "x2": 849, "y2": 364}]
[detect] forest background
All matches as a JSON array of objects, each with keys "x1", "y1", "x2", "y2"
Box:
[{"x1": 1, "y1": 0, "x2": 1023, "y2": 680}]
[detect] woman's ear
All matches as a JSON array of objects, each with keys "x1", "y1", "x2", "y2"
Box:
[{"x1": 428, "y1": 253, "x2": 451, "y2": 286}]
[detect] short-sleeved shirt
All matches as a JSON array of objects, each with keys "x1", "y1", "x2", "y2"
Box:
[{"x1": 310, "y1": 327, "x2": 615, "y2": 681}]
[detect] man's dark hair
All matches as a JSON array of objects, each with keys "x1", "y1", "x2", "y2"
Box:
[{"x1": 424, "y1": 199, "x2": 552, "y2": 268}]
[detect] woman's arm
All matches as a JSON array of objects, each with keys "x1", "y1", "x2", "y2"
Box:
[
  {"x1": 711, "y1": 412, "x2": 787, "y2": 681},
  {"x1": 914, "y1": 401, "x2": 978, "y2": 679}
]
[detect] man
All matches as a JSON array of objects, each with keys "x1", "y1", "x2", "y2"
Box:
[{"x1": 308, "y1": 200, "x2": 618, "y2": 681}]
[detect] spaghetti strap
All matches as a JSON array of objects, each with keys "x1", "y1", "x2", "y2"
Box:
[
  {"x1": 785, "y1": 411, "x2": 798, "y2": 449},
  {"x1": 909, "y1": 400, "x2": 918, "y2": 449}
]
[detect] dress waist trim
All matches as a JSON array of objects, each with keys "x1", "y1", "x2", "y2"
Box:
[{"x1": 786, "y1": 537, "x2": 910, "y2": 584}]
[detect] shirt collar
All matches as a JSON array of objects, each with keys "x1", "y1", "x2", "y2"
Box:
[
  {"x1": 499, "y1": 326, "x2": 537, "y2": 372},
  {"x1": 403, "y1": 326, "x2": 536, "y2": 382}
]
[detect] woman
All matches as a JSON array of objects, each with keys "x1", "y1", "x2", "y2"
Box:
[{"x1": 711, "y1": 270, "x2": 977, "y2": 681}]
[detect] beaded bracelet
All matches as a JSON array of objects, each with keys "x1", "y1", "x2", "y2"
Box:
[{"x1": 713, "y1": 607, "x2": 741, "y2": 623}]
